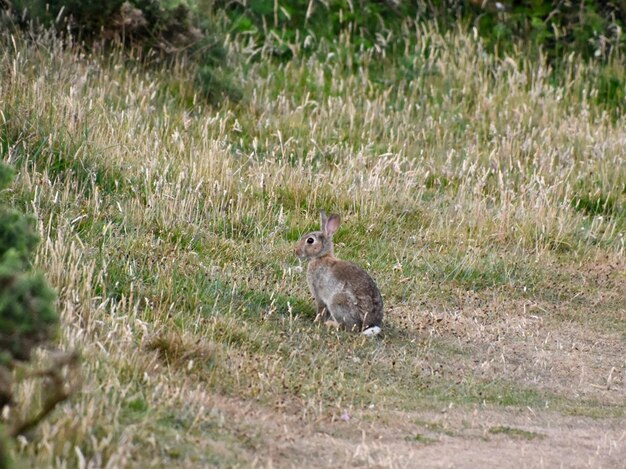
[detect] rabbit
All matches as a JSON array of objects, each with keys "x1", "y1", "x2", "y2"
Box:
[{"x1": 294, "y1": 211, "x2": 383, "y2": 336}]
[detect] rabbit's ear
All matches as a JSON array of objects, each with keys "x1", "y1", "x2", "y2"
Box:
[
  {"x1": 320, "y1": 210, "x2": 328, "y2": 231},
  {"x1": 325, "y1": 214, "x2": 341, "y2": 238}
]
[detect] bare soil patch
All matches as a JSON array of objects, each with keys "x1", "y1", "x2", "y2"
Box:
[{"x1": 193, "y1": 394, "x2": 625, "y2": 468}]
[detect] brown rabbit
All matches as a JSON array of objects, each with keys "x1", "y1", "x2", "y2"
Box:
[{"x1": 294, "y1": 211, "x2": 383, "y2": 335}]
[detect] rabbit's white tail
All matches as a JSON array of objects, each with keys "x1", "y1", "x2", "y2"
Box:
[{"x1": 362, "y1": 326, "x2": 381, "y2": 336}]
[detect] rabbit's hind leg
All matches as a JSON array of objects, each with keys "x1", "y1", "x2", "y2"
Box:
[
  {"x1": 329, "y1": 293, "x2": 362, "y2": 332},
  {"x1": 314, "y1": 301, "x2": 331, "y2": 322}
]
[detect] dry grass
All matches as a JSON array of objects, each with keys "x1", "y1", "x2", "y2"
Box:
[{"x1": 0, "y1": 23, "x2": 625, "y2": 467}]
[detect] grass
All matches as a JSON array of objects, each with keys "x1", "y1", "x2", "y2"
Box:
[
  {"x1": 1, "y1": 21, "x2": 625, "y2": 467},
  {"x1": 488, "y1": 426, "x2": 544, "y2": 440}
]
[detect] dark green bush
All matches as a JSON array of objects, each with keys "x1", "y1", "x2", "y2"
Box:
[
  {"x1": 469, "y1": 1, "x2": 626, "y2": 60},
  {"x1": 0, "y1": 250, "x2": 57, "y2": 365},
  {"x1": 0, "y1": 162, "x2": 59, "y2": 468},
  {"x1": 0, "y1": 211, "x2": 39, "y2": 265},
  {"x1": 7, "y1": 0, "x2": 199, "y2": 45},
  {"x1": 220, "y1": 0, "x2": 626, "y2": 62},
  {"x1": 9, "y1": 0, "x2": 125, "y2": 35},
  {"x1": 0, "y1": 162, "x2": 57, "y2": 367}
]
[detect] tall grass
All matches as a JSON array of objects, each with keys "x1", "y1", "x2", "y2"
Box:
[{"x1": 1, "y1": 22, "x2": 625, "y2": 466}]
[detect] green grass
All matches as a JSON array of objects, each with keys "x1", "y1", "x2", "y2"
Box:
[
  {"x1": 488, "y1": 426, "x2": 544, "y2": 440},
  {"x1": 406, "y1": 433, "x2": 437, "y2": 444},
  {"x1": 1, "y1": 21, "x2": 625, "y2": 467}
]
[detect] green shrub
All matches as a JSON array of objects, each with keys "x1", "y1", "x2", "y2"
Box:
[
  {"x1": 0, "y1": 210, "x2": 39, "y2": 266},
  {"x1": 220, "y1": 0, "x2": 626, "y2": 62},
  {"x1": 469, "y1": 1, "x2": 626, "y2": 60},
  {"x1": 0, "y1": 250, "x2": 57, "y2": 364},
  {"x1": 9, "y1": 0, "x2": 125, "y2": 35},
  {"x1": 7, "y1": 0, "x2": 197, "y2": 44},
  {"x1": 0, "y1": 162, "x2": 59, "y2": 469},
  {"x1": 0, "y1": 163, "x2": 57, "y2": 367}
]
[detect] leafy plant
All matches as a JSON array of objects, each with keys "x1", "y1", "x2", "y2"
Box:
[
  {"x1": 470, "y1": 1, "x2": 626, "y2": 60},
  {"x1": 0, "y1": 164, "x2": 57, "y2": 366},
  {"x1": 0, "y1": 163, "x2": 79, "y2": 469}
]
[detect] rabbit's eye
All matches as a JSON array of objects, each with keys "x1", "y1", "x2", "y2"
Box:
[{"x1": 306, "y1": 237, "x2": 315, "y2": 244}]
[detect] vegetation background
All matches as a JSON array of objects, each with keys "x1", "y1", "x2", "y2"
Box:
[{"x1": 0, "y1": 0, "x2": 625, "y2": 467}]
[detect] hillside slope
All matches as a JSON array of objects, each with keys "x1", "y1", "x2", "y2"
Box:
[{"x1": 1, "y1": 25, "x2": 625, "y2": 467}]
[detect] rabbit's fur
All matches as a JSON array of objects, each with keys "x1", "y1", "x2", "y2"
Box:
[{"x1": 294, "y1": 211, "x2": 383, "y2": 335}]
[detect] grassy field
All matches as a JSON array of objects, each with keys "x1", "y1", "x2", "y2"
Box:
[{"x1": 1, "y1": 23, "x2": 625, "y2": 467}]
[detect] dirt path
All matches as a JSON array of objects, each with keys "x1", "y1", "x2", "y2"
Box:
[{"x1": 201, "y1": 393, "x2": 625, "y2": 468}]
